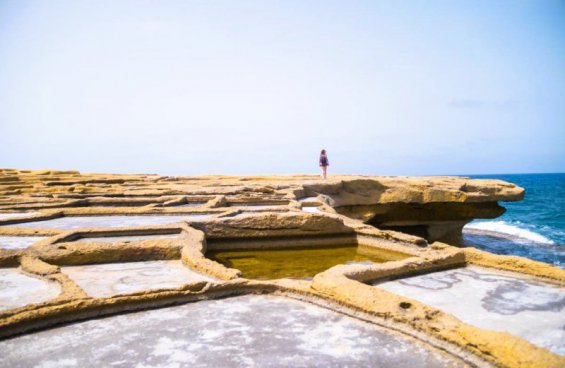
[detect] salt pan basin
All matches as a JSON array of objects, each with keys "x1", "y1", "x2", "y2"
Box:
[
  {"x1": 173, "y1": 202, "x2": 206, "y2": 208},
  {"x1": 0, "y1": 236, "x2": 46, "y2": 250},
  {"x1": 302, "y1": 206, "x2": 323, "y2": 213},
  {"x1": 207, "y1": 245, "x2": 406, "y2": 280},
  {"x1": 0, "y1": 295, "x2": 465, "y2": 367},
  {"x1": 75, "y1": 233, "x2": 180, "y2": 243},
  {"x1": 299, "y1": 197, "x2": 319, "y2": 202},
  {"x1": 0, "y1": 269, "x2": 61, "y2": 311},
  {"x1": 61, "y1": 260, "x2": 215, "y2": 298},
  {"x1": 375, "y1": 266, "x2": 565, "y2": 355},
  {"x1": 0, "y1": 212, "x2": 39, "y2": 220},
  {"x1": 228, "y1": 203, "x2": 286, "y2": 209},
  {"x1": 1, "y1": 215, "x2": 211, "y2": 229}
]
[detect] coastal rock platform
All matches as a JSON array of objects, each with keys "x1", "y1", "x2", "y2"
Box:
[{"x1": 0, "y1": 169, "x2": 563, "y2": 367}]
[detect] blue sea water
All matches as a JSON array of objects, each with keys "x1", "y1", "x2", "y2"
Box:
[{"x1": 462, "y1": 173, "x2": 565, "y2": 268}]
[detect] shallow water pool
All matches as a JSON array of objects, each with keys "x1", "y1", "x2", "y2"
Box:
[{"x1": 207, "y1": 244, "x2": 407, "y2": 280}]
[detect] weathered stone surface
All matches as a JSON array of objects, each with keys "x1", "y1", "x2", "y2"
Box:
[
  {"x1": 192, "y1": 212, "x2": 354, "y2": 240},
  {"x1": 303, "y1": 177, "x2": 523, "y2": 242},
  {"x1": 303, "y1": 176, "x2": 524, "y2": 205},
  {"x1": 0, "y1": 171, "x2": 523, "y2": 243},
  {"x1": 1, "y1": 168, "x2": 563, "y2": 368}
]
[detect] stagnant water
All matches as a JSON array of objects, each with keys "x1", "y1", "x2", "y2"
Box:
[
  {"x1": 207, "y1": 244, "x2": 408, "y2": 280},
  {"x1": 0, "y1": 295, "x2": 466, "y2": 367}
]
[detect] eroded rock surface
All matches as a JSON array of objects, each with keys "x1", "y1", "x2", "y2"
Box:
[
  {"x1": 304, "y1": 177, "x2": 523, "y2": 242},
  {"x1": 0, "y1": 170, "x2": 524, "y2": 244},
  {"x1": 0, "y1": 169, "x2": 561, "y2": 368}
]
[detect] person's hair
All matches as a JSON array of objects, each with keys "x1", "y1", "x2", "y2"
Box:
[{"x1": 320, "y1": 149, "x2": 326, "y2": 155}]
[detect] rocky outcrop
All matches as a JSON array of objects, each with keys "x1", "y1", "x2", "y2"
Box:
[
  {"x1": 303, "y1": 176, "x2": 524, "y2": 242},
  {"x1": 0, "y1": 170, "x2": 524, "y2": 242},
  {"x1": 1, "y1": 169, "x2": 564, "y2": 368}
]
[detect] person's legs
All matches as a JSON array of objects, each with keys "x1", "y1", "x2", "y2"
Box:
[{"x1": 321, "y1": 166, "x2": 327, "y2": 179}]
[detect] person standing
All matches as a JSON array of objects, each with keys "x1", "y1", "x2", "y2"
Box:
[{"x1": 319, "y1": 149, "x2": 329, "y2": 179}]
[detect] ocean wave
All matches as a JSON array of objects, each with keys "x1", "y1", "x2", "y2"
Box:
[{"x1": 463, "y1": 221, "x2": 555, "y2": 245}]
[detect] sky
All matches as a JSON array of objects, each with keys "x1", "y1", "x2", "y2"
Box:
[{"x1": 0, "y1": 0, "x2": 564, "y2": 176}]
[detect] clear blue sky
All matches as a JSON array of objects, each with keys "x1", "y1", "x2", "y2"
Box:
[{"x1": 1, "y1": 0, "x2": 563, "y2": 175}]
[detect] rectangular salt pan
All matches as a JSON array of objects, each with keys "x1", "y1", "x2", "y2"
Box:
[
  {"x1": 0, "y1": 295, "x2": 466, "y2": 368},
  {"x1": 299, "y1": 197, "x2": 319, "y2": 202},
  {"x1": 75, "y1": 234, "x2": 181, "y2": 243},
  {"x1": 61, "y1": 260, "x2": 216, "y2": 297},
  {"x1": 1, "y1": 215, "x2": 212, "y2": 229},
  {"x1": 0, "y1": 212, "x2": 40, "y2": 220},
  {"x1": 0, "y1": 236, "x2": 46, "y2": 250},
  {"x1": 302, "y1": 206, "x2": 322, "y2": 213},
  {"x1": 228, "y1": 204, "x2": 286, "y2": 209},
  {"x1": 172, "y1": 203, "x2": 206, "y2": 207},
  {"x1": 374, "y1": 266, "x2": 565, "y2": 355},
  {"x1": 0, "y1": 269, "x2": 61, "y2": 311}
]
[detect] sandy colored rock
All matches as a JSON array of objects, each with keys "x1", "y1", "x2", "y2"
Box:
[{"x1": 1, "y1": 168, "x2": 562, "y2": 368}]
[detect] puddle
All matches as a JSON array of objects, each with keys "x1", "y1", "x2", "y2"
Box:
[
  {"x1": 0, "y1": 215, "x2": 212, "y2": 229},
  {"x1": 207, "y1": 245, "x2": 408, "y2": 280},
  {"x1": 0, "y1": 269, "x2": 61, "y2": 311},
  {"x1": 302, "y1": 206, "x2": 323, "y2": 213},
  {"x1": 374, "y1": 266, "x2": 565, "y2": 355},
  {"x1": 74, "y1": 234, "x2": 180, "y2": 243},
  {"x1": 61, "y1": 260, "x2": 215, "y2": 298},
  {"x1": 0, "y1": 236, "x2": 47, "y2": 250},
  {"x1": 0, "y1": 295, "x2": 466, "y2": 367}
]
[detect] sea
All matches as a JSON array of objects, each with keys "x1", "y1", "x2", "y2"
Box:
[{"x1": 462, "y1": 173, "x2": 565, "y2": 269}]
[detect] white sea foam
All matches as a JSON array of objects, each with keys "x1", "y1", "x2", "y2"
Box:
[{"x1": 464, "y1": 221, "x2": 555, "y2": 245}]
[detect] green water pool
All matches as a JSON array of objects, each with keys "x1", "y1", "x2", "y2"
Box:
[{"x1": 207, "y1": 244, "x2": 408, "y2": 280}]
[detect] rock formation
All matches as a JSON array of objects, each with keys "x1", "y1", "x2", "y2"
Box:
[{"x1": 0, "y1": 169, "x2": 563, "y2": 368}]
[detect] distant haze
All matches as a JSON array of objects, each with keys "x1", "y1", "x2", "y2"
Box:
[{"x1": 1, "y1": 1, "x2": 563, "y2": 176}]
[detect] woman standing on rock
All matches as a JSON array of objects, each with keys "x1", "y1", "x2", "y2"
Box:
[{"x1": 319, "y1": 149, "x2": 329, "y2": 180}]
